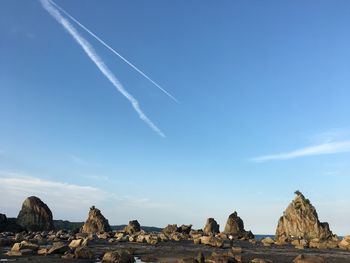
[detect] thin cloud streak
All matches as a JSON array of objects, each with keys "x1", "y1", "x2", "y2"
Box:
[
  {"x1": 40, "y1": 0, "x2": 165, "y2": 137},
  {"x1": 252, "y1": 140, "x2": 350, "y2": 162},
  {"x1": 49, "y1": 0, "x2": 178, "y2": 104}
]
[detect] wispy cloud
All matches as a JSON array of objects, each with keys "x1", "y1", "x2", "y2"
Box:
[
  {"x1": 40, "y1": 0, "x2": 165, "y2": 137},
  {"x1": 252, "y1": 140, "x2": 350, "y2": 162},
  {"x1": 0, "y1": 172, "x2": 112, "y2": 212},
  {"x1": 48, "y1": 0, "x2": 178, "y2": 103},
  {"x1": 0, "y1": 171, "x2": 165, "y2": 221}
]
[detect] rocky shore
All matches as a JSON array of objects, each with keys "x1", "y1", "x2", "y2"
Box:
[{"x1": 0, "y1": 192, "x2": 349, "y2": 262}]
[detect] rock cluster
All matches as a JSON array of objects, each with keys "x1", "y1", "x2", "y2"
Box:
[
  {"x1": 160, "y1": 224, "x2": 193, "y2": 241},
  {"x1": 81, "y1": 206, "x2": 112, "y2": 233},
  {"x1": 16, "y1": 196, "x2": 54, "y2": 231},
  {"x1": 275, "y1": 191, "x2": 333, "y2": 242},
  {"x1": 124, "y1": 220, "x2": 141, "y2": 234}
]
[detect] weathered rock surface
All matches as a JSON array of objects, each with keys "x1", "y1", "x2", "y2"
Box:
[
  {"x1": 161, "y1": 224, "x2": 191, "y2": 241},
  {"x1": 203, "y1": 218, "x2": 220, "y2": 235},
  {"x1": 74, "y1": 246, "x2": 95, "y2": 259},
  {"x1": 162, "y1": 224, "x2": 178, "y2": 235},
  {"x1": 339, "y1": 235, "x2": 350, "y2": 250},
  {"x1": 81, "y1": 206, "x2": 112, "y2": 233},
  {"x1": 261, "y1": 237, "x2": 275, "y2": 247},
  {"x1": 102, "y1": 250, "x2": 135, "y2": 263},
  {"x1": 224, "y1": 212, "x2": 244, "y2": 234},
  {"x1": 200, "y1": 236, "x2": 224, "y2": 248},
  {"x1": 275, "y1": 191, "x2": 333, "y2": 241},
  {"x1": 293, "y1": 254, "x2": 325, "y2": 263},
  {"x1": 223, "y1": 211, "x2": 254, "y2": 239},
  {"x1": 124, "y1": 220, "x2": 141, "y2": 234},
  {"x1": 16, "y1": 196, "x2": 54, "y2": 231},
  {"x1": 47, "y1": 241, "x2": 69, "y2": 254}
]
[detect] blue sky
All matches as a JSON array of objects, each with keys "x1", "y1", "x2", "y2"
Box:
[{"x1": 1, "y1": 0, "x2": 350, "y2": 235}]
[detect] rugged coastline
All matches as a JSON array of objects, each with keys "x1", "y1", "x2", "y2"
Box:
[{"x1": 1, "y1": 192, "x2": 349, "y2": 262}]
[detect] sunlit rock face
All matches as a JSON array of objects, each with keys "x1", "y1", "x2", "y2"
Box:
[
  {"x1": 17, "y1": 196, "x2": 54, "y2": 231},
  {"x1": 276, "y1": 191, "x2": 333, "y2": 241},
  {"x1": 81, "y1": 206, "x2": 111, "y2": 233}
]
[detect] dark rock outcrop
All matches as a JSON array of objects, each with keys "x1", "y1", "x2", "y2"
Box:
[
  {"x1": 223, "y1": 212, "x2": 244, "y2": 234},
  {"x1": 276, "y1": 191, "x2": 333, "y2": 241},
  {"x1": 0, "y1": 214, "x2": 22, "y2": 232},
  {"x1": 81, "y1": 206, "x2": 111, "y2": 233},
  {"x1": 178, "y1": 224, "x2": 192, "y2": 234},
  {"x1": 124, "y1": 220, "x2": 141, "y2": 234},
  {"x1": 223, "y1": 211, "x2": 254, "y2": 239},
  {"x1": 16, "y1": 196, "x2": 54, "y2": 231},
  {"x1": 203, "y1": 218, "x2": 220, "y2": 235}
]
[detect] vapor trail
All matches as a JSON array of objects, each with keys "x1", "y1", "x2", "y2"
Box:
[
  {"x1": 48, "y1": 0, "x2": 178, "y2": 104},
  {"x1": 40, "y1": 0, "x2": 165, "y2": 137}
]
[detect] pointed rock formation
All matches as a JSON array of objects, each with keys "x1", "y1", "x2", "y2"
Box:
[
  {"x1": 203, "y1": 218, "x2": 220, "y2": 235},
  {"x1": 223, "y1": 211, "x2": 244, "y2": 235},
  {"x1": 275, "y1": 191, "x2": 333, "y2": 241},
  {"x1": 223, "y1": 211, "x2": 254, "y2": 239},
  {"x1": 81, "y1": 206, "x2": 111, "y2": 233},
  {"x1": 124, "y1": 220, "x2": 141, "y2": 234},
  {"x1": 16, "y1": 196, "x2": 54, "y2": 231}
]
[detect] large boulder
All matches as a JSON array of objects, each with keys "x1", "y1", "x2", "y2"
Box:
[
  {"x1": 276, "y1": 191, "x2": 333, "y2": 241},
  {"x1": 124, "y1": 220, "x2": 141, "y2": 235},
  {"x1": 16, "y1": 196, "x2": 54, "y2": 231},
  {"x1": 223, "y1": 212, "x2": 244, "y2": 235},
  {"x1": 223, "y1": 211, "x2": 254, "y2": 239},
  {"x1": 81, "y1": 206, "x2": 111, "y2": 233},
  {"x1": 203, "y1": 218, "x2": 220, "y2": 235}
]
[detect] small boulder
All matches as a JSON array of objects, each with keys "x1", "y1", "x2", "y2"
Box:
[
  {"x1": 261, "y1": 237, "x2": 275, "y2": 247},
  {"x1": 102, "y1": 250, "x2": 135, "y2": 263},
  {"x1": 69, "y1": 238, "x2": 84, "y2": 249}
]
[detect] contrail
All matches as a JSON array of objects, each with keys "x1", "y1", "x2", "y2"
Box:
[
  {"x1": 48, "y1": 0, "x2": 178, "y2": 104},
  {"x1": 40, "y1": 0, "x2": 165, "y2": 137}
]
